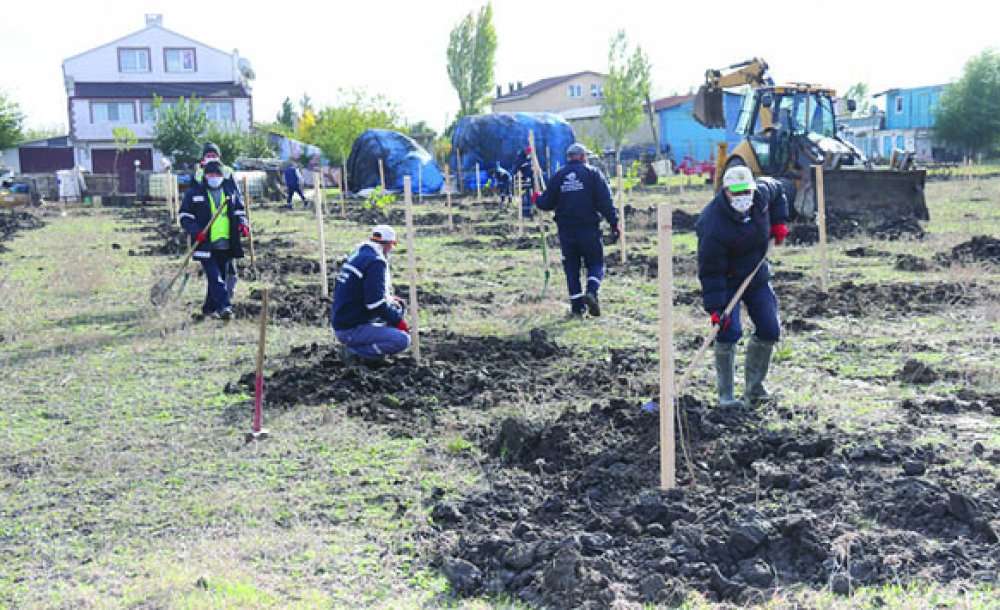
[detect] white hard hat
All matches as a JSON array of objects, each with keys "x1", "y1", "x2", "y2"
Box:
[
  {"x1": 371, "y1": 224, "x2": 397, "y2": 243},
  {"x1": 722, "y1": 166, "x2": 756, "y2": 193}
]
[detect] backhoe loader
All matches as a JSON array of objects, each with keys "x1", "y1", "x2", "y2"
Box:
[{"x1": 693, "y1": 58, "x2": 928, "y2": 225}]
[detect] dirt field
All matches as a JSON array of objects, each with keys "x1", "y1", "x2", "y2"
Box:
[{"x1": 1, "y1": 178, "x2": 998, "y2": 609}]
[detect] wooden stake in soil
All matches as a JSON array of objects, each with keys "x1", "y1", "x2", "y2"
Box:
[
  {"x1": 814, "y1": 164, "x2": 829, "y2": 292},
  {"x1": 247, "y1": 287, "x2": 269, "y2": 443},
  {"x1": 378, "y1": 158, "x2": 386, "y2": 192},
  {"x1": 314, "y1": 176, "x2": 329, "y2": 298},
  {"x1": 444, "y1": 165, "x2": 454, "y2": 231},
  {"x1": 340, "y1": 165, "x2": 347, "y2": 216},
  {"x1": 241, "y1": 176, "x2": 257, "y2": 273},
  {"x1": 657, "y1": 203, "x2": 676, "y2": 489},
  {"x1": 475, "y1": 162, "x2": 482, "y2": 203},
  {"x1": 403, "y1": 176, "x2": 421, "y2": 364},
  {"x1": 617, "y1": 163, "x2": 627, "y2": 263}
]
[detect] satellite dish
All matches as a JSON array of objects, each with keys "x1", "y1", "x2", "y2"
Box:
[{"x1": 238, "y1": 58, "x2": 255, "y2": 81}]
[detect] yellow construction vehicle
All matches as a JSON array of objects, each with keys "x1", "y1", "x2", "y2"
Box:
[{"x1": 693, "y1": 58, "x2": 928, "y2": 225}]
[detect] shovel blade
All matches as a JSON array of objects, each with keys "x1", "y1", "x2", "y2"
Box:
[{"x1": 150, "y1": 278, "x2": 172, "y2": 306}]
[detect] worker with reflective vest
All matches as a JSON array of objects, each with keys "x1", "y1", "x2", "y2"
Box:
[
  {"x1": 696, "y1": 165, "x2": 789, "y2": 407},
  {"x1": 535, "y1": 143, "x2": 620, "y2": 317},
  {"x1": 179, "y1": 161, "x2": 250, "y2": 320},
  {"x1": 330, "y1": 225, "x2": 411, "y2": 364}
]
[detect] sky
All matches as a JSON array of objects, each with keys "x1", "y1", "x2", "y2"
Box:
[{"x1": 2, "y1": 0, "x2": 996, "y2": 133}]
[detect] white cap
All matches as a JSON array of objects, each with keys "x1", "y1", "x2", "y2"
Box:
[
  {"x1": 722, "y1": 166, "x2": 756, "y2": 193},
  {"x1": 371, "y1": 224, "x2": 397, "y2": 243}
]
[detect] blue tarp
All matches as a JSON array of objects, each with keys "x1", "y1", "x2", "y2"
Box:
[
  {"x1": 450, "y1": 113, "x2": 576, "y2": 190},
  {"x1": 346, "y1": 129, "x2": 443, "y2": 194}
]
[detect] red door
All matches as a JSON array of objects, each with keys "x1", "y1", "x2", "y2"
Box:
[
  {"x1": 19, "y1": 147, "x2": 75, "y2": 173},
  {"x1": 92, "y1": 148, "x2": 154, "y2": 193}
]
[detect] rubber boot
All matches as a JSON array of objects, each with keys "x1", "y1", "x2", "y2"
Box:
[
  {"x1": 745, "y1": 336, "x2": 776, "y2": 406},
  {"x1": 714, "y1": 342, "x2": 743, "y2": 408}
]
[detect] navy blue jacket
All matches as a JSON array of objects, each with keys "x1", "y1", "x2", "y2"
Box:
[
  {"x1": 695, "y1": 177, "x2": 789, "y2": 313},
  {"x1": 283, "y1": 166, "x2": 301, "y2": 188},
  {"x1": 535, "y1": 160, "x2": 618, "y2": 230},
  {"x1": 330, "y1": 242, "x2": 404, "y2": 331},
  {"x1": 514, "y1": 151, "x2": 533, "y2": 184},
  {"x1": 179, "y1": 180, "x2": 247, "y2": 260}
]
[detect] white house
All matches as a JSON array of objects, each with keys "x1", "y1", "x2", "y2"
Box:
[{"x1": 62, "y1": 14, "x2": 254, "y2": 191}]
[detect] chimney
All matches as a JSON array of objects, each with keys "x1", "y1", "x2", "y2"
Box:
[
  {"x1": 145, "y1": 14, "x2": 163, "y2": 26},
  {"x1": 496, "y1": 85, "x2": 502, "y2": 98},
  {"x1": 517, "y1": 81, "x2": 523, "y2": 90}
]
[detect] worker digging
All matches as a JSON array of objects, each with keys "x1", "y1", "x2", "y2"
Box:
[
  {"x1": 696, "y1": 165, "x2": 789, "y2": 408},
  {"x1": 535, "y1": 143, "x2": 621, "y2": 318},
  {"x1": 178, "y1": 160, "x2": 250, "y2": 321},
  {"x1": 330, "y1": 224, "x2": 411, "y2": 365}
]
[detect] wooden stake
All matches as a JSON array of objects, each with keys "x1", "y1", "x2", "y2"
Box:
[
  {"x1": 617, "y1": 164, "x2": 626, "y2": 263},
  {"x1": 403, "y1": 176, "x2": 421, "y2": 364},
  {"x1": 815, "y1": 164, "x2": 829, "y2": 292},
  {"x1": 378, "y1": 158, "x2": 386, "y2": 192},
  {"x1": 340, "y1": 165, "x2": 347, "y2": 216},
  {"x1": 314, "y1": 176, "x2": 329, "y2": 298},
  {"x1": 247, "y1": 287, "x2": 269, "y2": 442},
  {"x1": 444, "y1": 164, "x2": 454, "y2": 231},
  {"x1": 165, "y1": 170, "x2": 175, "y2": 222},
  {"x1": 475, "y1": 162, "x2": 481, "y2": 203},
  {"x1": 657, "y1": 203, "x2": 676, "y2": 489},
  {"x1": 241, "y1": 176, "x2": 257, "y2": 273}
]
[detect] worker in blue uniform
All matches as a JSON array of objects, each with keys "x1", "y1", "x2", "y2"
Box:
[
  {"x1": 696, "y1": 165, "x2": 789, "y2": 407},
  {"x1": 330, "y1": 225, "x2": 411, "y2": 364},
  {"x1": 515, "y1": 147, "x2": 536, "y2": 219},
  {"x1": 535, "y1": 143, "x2": 620, "y2": 317}
]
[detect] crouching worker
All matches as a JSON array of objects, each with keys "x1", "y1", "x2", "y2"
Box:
[
  {"x1": 696, "y1": 166, "x2": 789, "y2": 407},
  {"x1": 330, "y1": 225, "x2": 411, "y2": 364},
  {"x1": 179, "y1": 161, "x2": 250, "y2": 320}
]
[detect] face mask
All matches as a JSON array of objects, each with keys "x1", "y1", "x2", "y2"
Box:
[
  {"x1": 206, "y1": 176, "x2": 224, "y2": 189},
  {"x1": 730, "y1": 193, "x2": 753, "y2": 214}
]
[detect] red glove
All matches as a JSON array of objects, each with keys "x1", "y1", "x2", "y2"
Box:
[
  {"x1": 239, "y1": 224, "x2": 250, "y2": 238},
  {"x1": 770, "y1": 223, "x2": 789, "y2": 246},
  {"x1": 194, "y1": 231, "x2": 207, "y2": 244},
  {"x1": 531, "y1": 191, "x2": 539, "y2": 204},
  {"x1": 396, "y1": 319, "x2": 410, "y2": 334},
  {"x1": 710, "y1": 311, "x2": 732, "y2": 333}
]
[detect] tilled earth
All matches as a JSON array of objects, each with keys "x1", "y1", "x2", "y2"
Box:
[
  {"x1": 0, "y1": 210, "x2": 45, "y2": 251},
  {"x1": 429, "y1": 396, "x2": 1000, "y2": 608}
]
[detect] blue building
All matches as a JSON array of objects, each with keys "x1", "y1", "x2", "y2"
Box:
[
  {"x1": 654, "y1": 92, "x2": 743, "y2": 165},
  {"x1": 871, "y1": 84, "x2": 946, "y2": 161}
]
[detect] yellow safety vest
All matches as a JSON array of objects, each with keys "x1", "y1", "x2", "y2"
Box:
[{"x1": 207, "y1": 190, "x2": 230, "y2": 243}]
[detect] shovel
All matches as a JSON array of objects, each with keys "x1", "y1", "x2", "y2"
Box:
[{"x1": 150, "y1": 201, "x2": 228, "y2": 307}]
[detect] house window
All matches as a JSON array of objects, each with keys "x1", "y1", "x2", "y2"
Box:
[
  {"x1": 164, "y1": 48, "x2": 196, "y2": 73},
  {"x1": 141, "y1": 100, "x2": 176, "y2": 123},
  {"x1": 92, "y1": 101, "x2": 136, "y2": 124},
  {"x1": 590, "y1": 84, "x2": 603, "y2": 98},
  {"x1": 118, "y1": 48, "x2": 150, "y2": 73},
  {"x1": 567, "y1": 84, "x2": 582, "y2": 98},
  {"x1": 201, "y1": 101, "x2": 235, "y2": 123},
  {"x1": 895, "y1": 96, "x2": 903, "y2": 114}
]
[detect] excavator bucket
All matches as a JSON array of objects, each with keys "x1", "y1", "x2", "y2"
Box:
[
  {"x1": 796, "y1": 167, "x2": 929, "y2": 225},
  {"x1": 693, "y1": 85, "x2": 726, "y2": 128}
]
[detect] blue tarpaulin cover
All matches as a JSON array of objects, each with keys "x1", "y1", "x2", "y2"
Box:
[
  {"x1": 346, "y1": 129, "x2": 443, "y2": 194},
  {"x1": 450, "y1": 113, "x2": 575, "y2": 190}
]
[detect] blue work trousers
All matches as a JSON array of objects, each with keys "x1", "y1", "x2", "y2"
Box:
[{"x1": 717, "y1": 282, "x2": 781, "y2": 344}]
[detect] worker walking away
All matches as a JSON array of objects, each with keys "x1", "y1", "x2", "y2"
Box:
[
  {"x1": 179, "y1": 161, "x2": 250, "y2": 321},
  {"x1": 490, "y1": 162, "x2": 513, "y2": 205},
  {"x1": 283, "y1": 162, "x2": 308, "y2": 209},
  {"x1": 696, "y1": 165, "x2": 789, "y2": 408},
  {"x1": 515, "y1": 147, "x2": 536, "y2": 219},
  {"x1": 330, "y1": 225, "x2": 411, "y2": 364},
  {"x1": 535, "y1": 143, "x2": 620, "y2": 317}
]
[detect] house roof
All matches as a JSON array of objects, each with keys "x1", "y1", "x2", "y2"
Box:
[
  {"x1": 652, "y1": 94, "x2": 695, "y2": 112},
  {"x1": 73, "y1": 82, "x2": 249, "y2": 98},
  {"x1": 63, "y1": 23, "x2": 234, "y2": 65},
  {"x1": 494, "y1": 71, "x2": 605, "y2": 102},
  {"x1": 872, "y1": 84, "x2": 948, "y2": 98},
  {"x1": 18, "y1": 135, "x2": 71, "y2": 148}
]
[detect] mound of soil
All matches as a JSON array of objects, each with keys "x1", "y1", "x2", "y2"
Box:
[
  {"x1": 894, "y1": 254, "x2": 932, "y2": 272},
  {"x1": 782, "y1": 281, "x2": 989, "y2": 318},
  {"x1": 346, "y1": 205, "x2": 467, "y2": 228},
  {"x1": 237, "y1": 254, "x2": 324, "y2": 279},
  {"x1": 934, "y1": 236, "x2": 1000, "y2": 266},
  {"x1": 132, "y1": 221, "x2": 188, "y2": 256},
  {"x1": 604, "y1": 253, "x2": 698, "y2": 278},
  {"x1": 0, "y1": 211, "x2": 44, "y2": 249},
  {"x1": 232, "y1": 286, "x2": 331, "y2": 325},
  {"x1": 231, "y1": 329, "x2": 570, "y2": 426},
  {"x1": 844, "y1": 246, "x2": 890, "y2": 258},
  {"x1": 432, "y1": 398, "x2": 999, "y2": 607},
  {"x1": 787, "y1": 215, "x2": 923, "y2": 246},
  {"x1": 623, "y1": 206, "x2": 698, "y2": 232}
]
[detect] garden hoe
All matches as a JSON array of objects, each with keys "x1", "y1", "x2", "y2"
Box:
[{"x1": 149, "y1": 201, "x2": 228, "y2": 307}]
